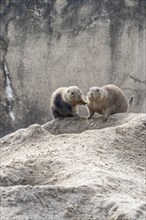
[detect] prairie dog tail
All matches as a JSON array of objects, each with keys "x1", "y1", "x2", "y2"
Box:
[{"x1": 128, "y1": 95, "x2": 134, "y2": 112}]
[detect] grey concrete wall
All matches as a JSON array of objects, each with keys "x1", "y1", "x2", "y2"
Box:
[{"x1": 0, "y1": 0, "x2": 146, "y2": 137}]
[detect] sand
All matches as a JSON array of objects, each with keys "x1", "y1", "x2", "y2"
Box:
[{"x1": 0, "y1": 113, "x2": 146, "y2": 220}]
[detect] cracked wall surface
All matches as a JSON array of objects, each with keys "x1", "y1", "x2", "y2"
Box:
[{"x1": 0, "y1": 0, "x2": 146, "y2": 137}]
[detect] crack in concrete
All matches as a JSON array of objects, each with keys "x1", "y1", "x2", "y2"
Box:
[
  {"x1": 3, "y1": 60, "x2": 15, "y2": 121},
  {"x1": 129, "y1": 75, "x2": 146, "y2": 84}
]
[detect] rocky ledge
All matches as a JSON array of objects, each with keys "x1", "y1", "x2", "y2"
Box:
[{"x1": 0, "y1": 113, "x2": 146, "y2": 219}]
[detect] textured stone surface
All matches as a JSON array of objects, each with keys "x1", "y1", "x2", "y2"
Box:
[
  {"x1": 0, "y1": 0, "x2": 146, "y2": 137},
  {"x1": 0, "y1": 113, "x2": 146, "y2": 219}
]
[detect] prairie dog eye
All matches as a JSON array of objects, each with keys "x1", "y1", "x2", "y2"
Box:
[
  {"x1": 96, "y1": 89, "x2": 100, "y2": 92},
  {"x1": 71, "y1": 92, "x2": 74, "y2": 95}
]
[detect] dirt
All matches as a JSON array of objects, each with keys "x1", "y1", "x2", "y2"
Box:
[{"x1": 0, "y1": 113, "x2": 146, "y2": 220}]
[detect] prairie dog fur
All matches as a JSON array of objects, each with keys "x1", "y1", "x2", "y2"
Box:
[
  {"x1": 86, "y1": 84, "x2": 134, "y2": 120},
  {"x1": 51, "y1": 86, "x2": 86, "y2": 119}
]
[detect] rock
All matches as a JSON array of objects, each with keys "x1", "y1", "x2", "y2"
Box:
[{"x1": 0, "y1": 113, "x2": 146, "y2": 219}]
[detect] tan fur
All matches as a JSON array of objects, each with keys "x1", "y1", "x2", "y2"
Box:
[
  {"x1": 51, "y1": 86, "x2": 86, "y2": 118},
  {"x1": 86, "y1": 84, "x2": 134, "y2": 120}
]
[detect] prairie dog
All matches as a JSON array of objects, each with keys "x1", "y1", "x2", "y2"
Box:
[
  {"x1": 51, "y1": 86, "x2": 86, "y2": 119},
  {"x1": 86, "y1": 84, "x2": 134, "y2": 120}
]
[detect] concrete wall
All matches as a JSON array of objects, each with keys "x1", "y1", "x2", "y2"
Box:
[{"x1": 0, "y1": 0, "x2": 146, "y2": 137}]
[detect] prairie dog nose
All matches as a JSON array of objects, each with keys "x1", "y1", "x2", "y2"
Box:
[
  {"x1": 77, "y1": 94, "x2": 81, "y2": 100},
  {"x1": 88, "y1": 91, "x2": 93, "y2": 99}
]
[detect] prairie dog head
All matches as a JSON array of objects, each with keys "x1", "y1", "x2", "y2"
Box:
[
  {"x1": 87, "y1": 87, "x2": 106, "y2": 101},
  {"x1": 65, "y1": 86, "x2": 86, "y2": 105}
]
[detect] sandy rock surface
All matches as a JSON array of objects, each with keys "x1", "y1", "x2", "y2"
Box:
[{"x1": 0, "y1": 113, "x2": 146, "y2": 220}]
